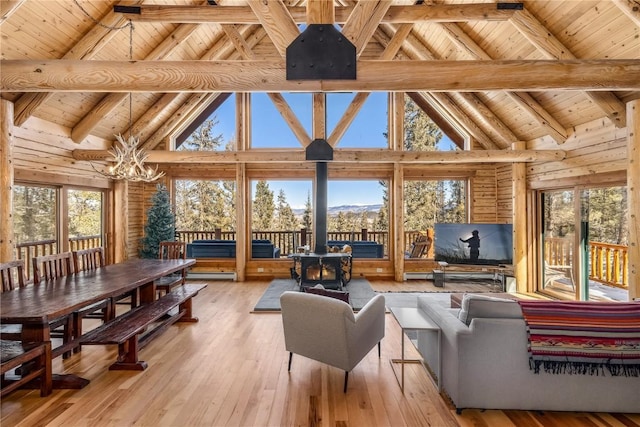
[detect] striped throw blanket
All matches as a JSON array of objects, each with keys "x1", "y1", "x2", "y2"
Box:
[{"x1": 517, "y1": 301, "x2": 640, "y2": 377}]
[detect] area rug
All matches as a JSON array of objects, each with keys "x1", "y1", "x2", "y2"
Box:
[
  {"x1": 252, "y1": 278, "x2": 377, "y2": 312},
  {"x1": 518, "y1": 300, "x2": 640, "y2": 377}
]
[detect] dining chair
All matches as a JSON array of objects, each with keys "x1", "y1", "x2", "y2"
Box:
[
  {"x1": 32, "y1": 252, "x2": 75, "y2": 359},
  {"x1": 155, "y1": 241, "x2": 187, "y2": 296},
  {"x1": 71, "y1": 247, "x2": 112, "y2": 353},
  {"x1": 0, "y1": 260, "x2": 28, "y2": 341}
]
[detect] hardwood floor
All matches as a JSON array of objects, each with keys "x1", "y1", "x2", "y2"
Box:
[{"x1": 2, "y1": 280, "x2": 639, "y2": 427}]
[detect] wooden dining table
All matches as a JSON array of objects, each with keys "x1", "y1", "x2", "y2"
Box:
[{"x1": 0, "y1": 257, "x2": 196, "y2": 391}]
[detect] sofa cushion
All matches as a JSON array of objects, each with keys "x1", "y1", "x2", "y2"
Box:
[{"x1": 458, "y1": 294, "x2": 523, "y2": 326}]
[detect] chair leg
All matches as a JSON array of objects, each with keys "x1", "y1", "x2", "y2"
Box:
[
  {"x1": 378, "y1": 341, "x2": 381, "y2": 358},
  {"x1": 343, "y1": 371, "x2": 349, "y2": 393},
  {"x1": 288, "y1": 352, "x2": 293, "y2": 371}
]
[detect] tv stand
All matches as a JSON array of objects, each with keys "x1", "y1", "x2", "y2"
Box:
[{"x1": 433, "y1": 262, "x2": 512, "y2": 292}]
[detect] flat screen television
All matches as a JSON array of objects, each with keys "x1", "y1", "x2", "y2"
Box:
[{"x1": 434, "y1": 223, "x2": 513, "y2": 266}]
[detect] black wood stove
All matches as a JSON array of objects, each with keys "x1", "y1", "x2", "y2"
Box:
[{"x1": 290, "y1": 253, "x2": 352, "y2": 290}]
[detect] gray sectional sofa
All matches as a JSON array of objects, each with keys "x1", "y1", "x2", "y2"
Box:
[
  {"x1": 186, "y1": 239, "x2": 281, "y2": 258},
  {"x1": 415, "y1": 294, "x2": 639, "y2": 413}
]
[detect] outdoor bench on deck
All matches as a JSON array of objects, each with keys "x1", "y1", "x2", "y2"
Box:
[
  {"x1": 1, "y1": 339, "x2": 52, "y2": 397},
  {"x1": 80, "y1": 283, "x2": 207, "y2": 371}
]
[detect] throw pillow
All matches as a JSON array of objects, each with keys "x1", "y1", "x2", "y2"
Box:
[
  {"x1": 305, "y1": 284, "x2": 350, "y2": 304},
  {"x1": 458, "y1": 294, "x2": 523, "y2": 326}
]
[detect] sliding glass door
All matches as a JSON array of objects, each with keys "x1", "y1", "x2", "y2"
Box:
[{"x1": 540, "y1": 186, "x2": 628, "y2": 301}]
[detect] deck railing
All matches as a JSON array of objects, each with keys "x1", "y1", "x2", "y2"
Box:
[
  {"x1": 589, "y1": 241, "x2": 628, "y2": 289},
  {"x1": 15, "y1": 234, "x2": 626, "y2": 288},
  {"x1": 176, "y1": 228, "x2": 393, "y2": 257},
  {"x1": 544, "y1": 237, "x2": 628, "y2": 289}
]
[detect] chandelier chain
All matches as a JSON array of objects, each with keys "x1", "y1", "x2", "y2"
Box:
[
  {"x1": 72, "y1": 0, "x2": 132, "y2": 30},
  {"x1": 75, "y1": 2, "x2": 164, "y2": 182}
]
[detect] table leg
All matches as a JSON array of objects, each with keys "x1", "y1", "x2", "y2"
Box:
[
  {"x1": 138, "y1": 281, "x2": 157, "y2": 304},
  {"x1": 21, "y1": 323, "x2": 90, "y2": 390}
]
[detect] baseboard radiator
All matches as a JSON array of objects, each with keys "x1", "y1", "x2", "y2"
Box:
[
  {"x1": 187, "y1": 272, "x2": 237, "y2": 281},
  {"x1": 403, "y1": 272, "x2": 431, "y2": 280}
]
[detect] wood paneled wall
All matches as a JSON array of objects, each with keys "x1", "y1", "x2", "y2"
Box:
[{"x1": 527, "y1": 118, "x2": 628, "y2": 186}]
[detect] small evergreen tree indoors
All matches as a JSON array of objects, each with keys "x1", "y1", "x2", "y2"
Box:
[{"x1": 139, "y1": 183, "x2": 175, "y2": 259}]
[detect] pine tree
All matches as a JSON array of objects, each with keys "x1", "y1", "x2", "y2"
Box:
[
  {"x1": 252, "y1": 180, "x2": 275, "y2": 230},
  {"x1": 139, "y1": 184, "x2": 176, "y2": 259},
  {"x1": 276, "y1": 190, "x2": 299, "y2": 231},
  {"x1": 302, "y1": 192, "x2": 313, "y2": 231}
]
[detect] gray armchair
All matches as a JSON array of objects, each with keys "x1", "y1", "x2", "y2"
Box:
[{"x1": 280, "y1": 292, "x2": 385, "y2": 392}]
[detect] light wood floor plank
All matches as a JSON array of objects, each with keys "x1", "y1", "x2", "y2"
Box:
[{"x1": 1, "y1": 279, "x2": 639, "y2": 427}]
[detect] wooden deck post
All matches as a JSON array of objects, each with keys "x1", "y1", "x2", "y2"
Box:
[
  {"x1": 0, "y1": 99, "x2": 15, "y2": 263},
  {"x1": 627, "y1": 99, "x2": 639, "y2": 300}
]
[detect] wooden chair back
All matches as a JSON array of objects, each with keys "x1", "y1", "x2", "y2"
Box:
[
  {"x1": 32, "y1": 252, "x2": 74, "y2": 284},
  {"x1": 0, "y1": 260, "x2": 27, "y2": 292},
  {"x1": 158, "y1": 241, "x2": 186, "y2": 261},
  {"x1": 73, "y1": 247, "x2": 106, "y2": 273},
  {"x1": 409, "y1": 235, "x2": 432, "y2": 258}
]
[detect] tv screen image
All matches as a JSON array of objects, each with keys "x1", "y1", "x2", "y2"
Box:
[{"x1": 434, "y1": 223, "x2": 513, "y2": 266}]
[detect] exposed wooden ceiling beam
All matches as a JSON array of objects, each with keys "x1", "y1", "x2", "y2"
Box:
[
  {"x1": 449, "y1": 92, "x2": 518, "y2": 149},
  {"x1": 437, "y1": 21, "x2": 567, "y2": 145},
  {"x1": 121, "y1": 4, "x2": 518, "y2": 24},
  {"x1": 420, "y1": 92, "x2": 497, "y2": 150},
  {"x1": 342, "y1": 1, "x2": 392, "y2": 56},
  {"x1": 4, "y1": 59, "x2": 638, "y2": 92},
  {"x1": 12, "y1": 2, "x2": 137, "y2": 127},
  {"x1": 73, "y1": 148, "x2": 566, "y2": 164},
  {"x1": 247, "y1": 0, "x2": 298, "y2": 58},
  {"x1": 71, "y1": 21, "x2": 202, "y2": 143},
  {"x1": 306, "y1": 0, "x2": 334, "y2": 24},
  {"x1": 510, "y1": 8, "x2": 627, "y2": 128}
]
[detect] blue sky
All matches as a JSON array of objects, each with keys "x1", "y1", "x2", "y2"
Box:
[{"x1": 212, "y1": 93, "x2": 454, "y2": 208}]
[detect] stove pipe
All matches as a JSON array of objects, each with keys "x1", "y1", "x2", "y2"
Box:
[
  {"x1": 305, "y1": 139, "x2": 333, "y2": 255},
  {"x1": 314, "y1": 162, "x2": 328, "y2": 254}
]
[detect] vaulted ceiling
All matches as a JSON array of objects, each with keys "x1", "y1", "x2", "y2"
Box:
[{"x1": 1, "y1": 0, "x2": 639, "y2": 154}]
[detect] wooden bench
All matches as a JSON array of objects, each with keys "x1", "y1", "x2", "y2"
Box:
[
  {"x1": 1, "y1": 340, "x2": 52, "y2": 397},
  {"x1": 80, "y1": 284, "x2": 207, "y2": 371}
]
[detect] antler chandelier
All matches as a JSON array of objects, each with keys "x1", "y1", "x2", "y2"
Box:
[
  {"x1": 91, "y1": 18, "x2": 164, "y2": 182},
  {"x1": 94, "y1": 133, "x2": 164, "y2": 182}
]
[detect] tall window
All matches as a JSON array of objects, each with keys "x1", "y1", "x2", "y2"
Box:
[
  {"x1": 251, "y1": 93, "x2": 312, "y2": 148},
  {"x1": 13, "y1": 184, "x2": 57, "y2": 245},
  {"x1": 13, "y1": 184, "x2": 105, "y2": 276},
  {"x1": 251, "y1": 179, "x2": 311, "y2": 257},
  {"x1": 328, "y1": 179, "x2": 388, "y2": 256},
  {"x1": 327, "y1": 92, "x2": 389, "y2": 148},
  {"x1": 403, "y1": 179, "x2": 466, "y2": 257},
  {"x1": 176, "y1": 95, "x2": 236, "y2": 151},
  {"x1": 68, "y1": 189, "x2": 104, "y2": 249},
  {"x1": 174, "y1": 179, "x2": 237, "y2": 238}
]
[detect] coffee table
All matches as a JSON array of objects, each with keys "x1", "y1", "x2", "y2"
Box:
[{"x1": 389, "y1": 306, "x2": 441, "y2": 393}]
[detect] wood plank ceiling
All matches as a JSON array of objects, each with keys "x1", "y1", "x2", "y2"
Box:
[{"x1": 1, "y1": 0, "x2": 639, "y2": 155}]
